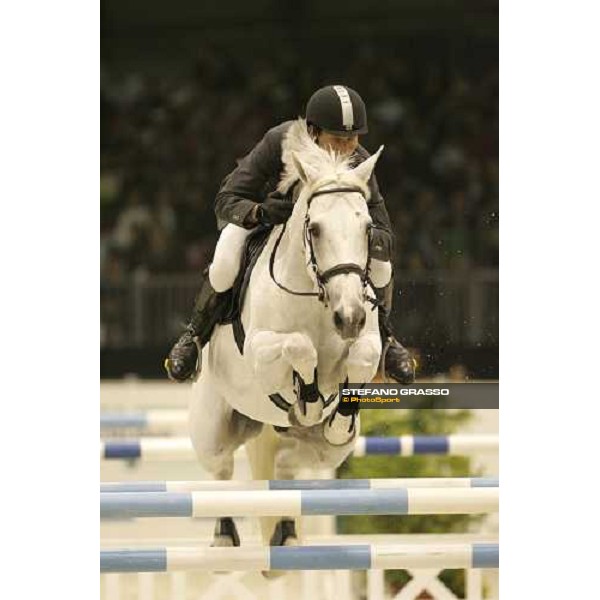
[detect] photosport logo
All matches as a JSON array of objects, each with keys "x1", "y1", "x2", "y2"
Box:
[{"x1": 338, "y1": 383, "x2": 499, "y2": 409}]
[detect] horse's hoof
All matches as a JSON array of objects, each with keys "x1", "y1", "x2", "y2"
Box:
[
  {"x1": 262, "y1": 519, "x2": 299, "y2": 578},
  {"x1": 210, "y1": 529, "x2": 239, "y2": 574},
  {"x1": 282, "y1": 536, "x2": 299, "y2": 546},
  {"x1": 291, "y1": 401, "x2": 323, "y2": 427},
  {"x1": 211, "y1": 536, "x2": 237, "y2": 548},
  {"x1": 211, "y1": 517, "x2": 240, "y2": 548},
  {"x1": 269, "y1": 519, "x2": 297, "y2": 546},
  {"x1": 262, "y1": 541, "x2": 299, "y2": 579},
  {"x1": 323, "y1": 410, "x2": 357, "y2": 446},
  {"x1": 262, "y1": 569, "x2": 287, "y2": 580}
]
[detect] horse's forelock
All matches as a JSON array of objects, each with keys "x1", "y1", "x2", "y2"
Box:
[{"x1": 278, "y1": 118, "x2": 356, "y2": 195}]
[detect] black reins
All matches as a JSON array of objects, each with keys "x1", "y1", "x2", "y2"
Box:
[{"x1": 268, "y1": 184, "x2": 377, "y2": 306}]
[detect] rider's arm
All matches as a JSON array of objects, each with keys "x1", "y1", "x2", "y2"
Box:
[
  {"x1": 353, "y1": 145, "x2": 395, "y2": 263},
  {"x1": 366, "y1": 174, "x2": 395, "y2": 262},
  {"x1": 214, "y1": 126, "x2": 284, "y2": 230}
]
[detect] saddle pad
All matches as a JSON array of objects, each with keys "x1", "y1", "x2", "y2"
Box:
[{"x1": 218, "y1": 225, "x2": 272, "y2": 354}]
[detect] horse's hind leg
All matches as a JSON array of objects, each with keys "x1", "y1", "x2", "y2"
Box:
[
  {"x1": 189, "y1": 377, "x2": 263, "y2": 547},
  {"x1": 246, "y1": 427, "x2": 299, "y2": 579},
  {"x1": 268, "y1": 436, "x2": 303, "y2": 549},
  {"x1": 244, "y1": 427, "x2": 290, "y2": 546}
]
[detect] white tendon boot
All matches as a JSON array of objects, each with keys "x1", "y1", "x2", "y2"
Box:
[{"x1": 323, "y1": 405, "x2": 359, "y2": 446}]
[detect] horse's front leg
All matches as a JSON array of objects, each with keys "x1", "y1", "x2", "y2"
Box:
[
  {"x1": 246, "y1": 330, "x2": 322, "y2": 426},
  {"x1": 324, "y1": 331, "x2": 381, "y2": 445},
  {"x1": 346, "y1": 331, "x2": 381, "y2": 384}
]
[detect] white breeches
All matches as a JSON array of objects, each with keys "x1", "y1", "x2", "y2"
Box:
[
  {"x1": 208, "y1": 223, "x2": 392, "y2": 293},
  {"x1": 369, "y1": 259, "x2": 392, "y2": 288},
  {"x1": 208, "y1": 224, "x2": 256, "y2": 293}
]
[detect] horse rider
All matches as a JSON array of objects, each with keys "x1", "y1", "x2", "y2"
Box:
[{"x1": 164, "y1": 84, "x2": 416, "y2": 385}]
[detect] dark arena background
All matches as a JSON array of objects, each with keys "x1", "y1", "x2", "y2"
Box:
[{"x1": 100, "y1": 0, "x2": 498, "y2": 379}]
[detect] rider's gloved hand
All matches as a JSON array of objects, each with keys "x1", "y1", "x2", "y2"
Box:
[{"x1": 256, "y1": 196, "x2": 294, "y2": 226}]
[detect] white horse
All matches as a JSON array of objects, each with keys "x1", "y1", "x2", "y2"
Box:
[{"x1": 189, "y1": 119, "x2": 385, "y2": 549}]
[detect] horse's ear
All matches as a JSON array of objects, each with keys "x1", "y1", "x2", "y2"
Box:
[
  {"x1": 353, "y1": 145, "x2": 384, "y2": 184},
  {"x1": 291, "y1": 152, "x2": 317, "y2": 184}
]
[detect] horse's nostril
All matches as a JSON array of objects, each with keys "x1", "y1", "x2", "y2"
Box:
[
  {"x1": 358, "y1": 312, "x2": 366, "y2": 329},
  {"x1": 333, "y1": 310, "x2": 344, "y2": 329}
]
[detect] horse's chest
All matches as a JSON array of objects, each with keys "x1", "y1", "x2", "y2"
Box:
[{"x1": 313, "y1": 338, "x2": 349, "y2": 378}]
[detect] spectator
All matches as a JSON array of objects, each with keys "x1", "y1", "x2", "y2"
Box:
[{"x1": 100, "y1": 44, "x2": 498, "y2": 280}]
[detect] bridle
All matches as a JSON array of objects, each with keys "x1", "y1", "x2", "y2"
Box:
[{"x1": 268, "y1": 183, "x2": 377, "y2": 307}]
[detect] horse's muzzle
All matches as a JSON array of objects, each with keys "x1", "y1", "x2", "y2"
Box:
[{"x1": 333, "y1": 306, "x2": 367, "y2": 340}]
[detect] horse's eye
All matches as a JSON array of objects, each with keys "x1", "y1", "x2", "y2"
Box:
[{"x1": 309, "y1": 223, "x2": 320, "y2": 238}]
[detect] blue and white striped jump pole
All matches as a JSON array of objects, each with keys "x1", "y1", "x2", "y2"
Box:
[
  {"x1": 101, "y1": 411, "x2": 187, "y2": 435},
  {"x1": 353, "y1": 435, "x2": 498, "y2": 456},
  {"x1": 101, "y1": 476, "x2": 498, "y2": 494},
  {"x1": 101, "y1": 411, "x2": 499, "y2": 453},
  {"x1": 101, "y1": 542, "x2": 499, "y2": 573},
  {"x1": 101, "y1": 487, "x2": 498, "y2": 519},
  {"x1": 100, "y1": 434, "x2": 498, "y2": 461}
]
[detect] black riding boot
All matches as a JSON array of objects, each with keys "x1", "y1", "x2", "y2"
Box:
[
  {"x1": 375, "y1": 280, "x2": 416, "y2": 385},
  {"x1": 164, "y1": 268, "x2": 226, "y2": 382}
]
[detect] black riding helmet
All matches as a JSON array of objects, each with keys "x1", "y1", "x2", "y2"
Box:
[{"x1": 305, "y1": 85, "x2": 368, "y2": 137}]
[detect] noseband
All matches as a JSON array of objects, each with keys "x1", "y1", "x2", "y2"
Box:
[{"x1": 268, "y1": 184, "x2": 375, "y2": 305}]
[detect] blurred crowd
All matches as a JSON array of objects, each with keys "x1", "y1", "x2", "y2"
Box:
[{"x1": 101, "y1": 42, "x2": 498, "y2": 288}]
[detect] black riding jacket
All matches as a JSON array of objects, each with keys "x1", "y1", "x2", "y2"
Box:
[{"x1": 214, "y1": 121, "x2": 394, "y2": 261}]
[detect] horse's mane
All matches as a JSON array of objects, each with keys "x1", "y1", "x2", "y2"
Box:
[{"x1": 278, "y1": 118, "x2": 366, "y2": 196}]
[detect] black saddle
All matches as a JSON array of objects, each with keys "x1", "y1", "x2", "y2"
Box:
[{"x1": 218, "y1": 225, "x2": 272, "y2": 354}]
